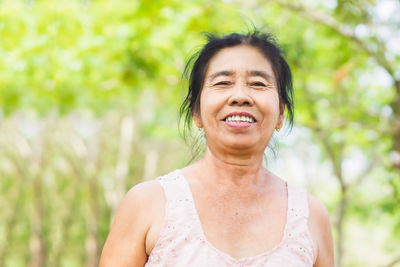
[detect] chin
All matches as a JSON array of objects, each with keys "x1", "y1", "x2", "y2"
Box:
[{"x1": 222, "y1": 139, "x2": 260, "y2": 151}]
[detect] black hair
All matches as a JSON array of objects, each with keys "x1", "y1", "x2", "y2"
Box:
[{"x1": 180, "y1": 30, "x2": 294, "y2": 139}]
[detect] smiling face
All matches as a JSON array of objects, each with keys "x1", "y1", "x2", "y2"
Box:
[{"x1": 194, "y1": 45, "x2": 284, "y2": 156}]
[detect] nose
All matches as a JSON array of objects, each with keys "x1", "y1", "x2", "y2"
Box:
[{"x1": 228, "y1": 84, "x2": 254, "y2": 106}]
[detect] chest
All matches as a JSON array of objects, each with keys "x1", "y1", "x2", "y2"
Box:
[
  {"x1": 146, "y1": 174, "x2": 316, "y2": 266},
  {"x1": 192, "y1": 188, "x2": 288, "y2": 259}
]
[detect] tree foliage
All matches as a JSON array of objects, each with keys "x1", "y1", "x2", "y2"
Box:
[{"x1": 0, "y1": 0, "x2": 399, "y2": 266}]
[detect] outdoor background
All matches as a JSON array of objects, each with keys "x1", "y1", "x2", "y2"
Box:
[{"x1": 0, "y1": 0, "x2": 399, "y2": 266}]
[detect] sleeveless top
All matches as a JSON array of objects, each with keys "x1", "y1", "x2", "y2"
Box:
[{"x1": 145, "y1": 170, "x2": 316, "y2": 267}]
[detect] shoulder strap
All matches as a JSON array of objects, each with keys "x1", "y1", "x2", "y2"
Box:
[
  {"x1": 287, "y1": 183, "x2": 309, "y2": 224},
  {"x1": 155, "y1": 169, "x2": 202, "y2": 238},
  {"x1": 285, "y1": 183, "x2": 317, "y2": 263},
  {"x1": 156, "y1": 169, "x2": 191, "y2": 203}
]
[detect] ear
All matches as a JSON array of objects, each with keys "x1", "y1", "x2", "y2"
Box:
[
  {"x1": 193, "y1": 111, "x2": 203, "y2": 129},
  {"x1": 276, "y1": 103, "x2": 285, "y2": 130}
]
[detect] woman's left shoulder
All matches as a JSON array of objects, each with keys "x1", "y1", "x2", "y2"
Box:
[
  {"x1": 306, "y1": 192, "x2": 335, "y2": 267},
  {"x1": 307, "y1": 193, "x2": 330, "y2": 223}
]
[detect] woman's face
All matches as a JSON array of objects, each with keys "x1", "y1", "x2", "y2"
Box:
[{"x1": 194, "y1": 45, "x2": 284, "y2": 155}]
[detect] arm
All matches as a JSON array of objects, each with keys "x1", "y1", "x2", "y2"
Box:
[
  {"x1": 308, "y1": 194, "x2": 335, "y2": 267},
  {"x1": 99, "y1": 181, "x2": 161, "y2": 267}
]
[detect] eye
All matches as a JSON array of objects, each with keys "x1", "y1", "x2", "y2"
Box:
[
  {"x1": 250, "y1": 82, "x2": 266, "y2": 87},
  {"x1": 214, "y1": 81, "x2": 232, "y2": 86}
]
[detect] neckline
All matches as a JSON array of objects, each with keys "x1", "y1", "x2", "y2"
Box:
[{"x1": 176, "y1": 169, "x2": 291, "y2": 263}]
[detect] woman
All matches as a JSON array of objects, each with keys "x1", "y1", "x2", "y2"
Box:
[{"x1": 100, "y1": 31, "x2": 334, "y2": 267}]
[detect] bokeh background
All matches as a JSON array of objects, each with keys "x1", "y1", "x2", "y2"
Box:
[{"x1": 1, "y1": 0, "x2": 399, "y2": 266}]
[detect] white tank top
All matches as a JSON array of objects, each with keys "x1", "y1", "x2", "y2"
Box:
[{"x1": 145, "y1": 170, "x2": 316, "y2": 267}]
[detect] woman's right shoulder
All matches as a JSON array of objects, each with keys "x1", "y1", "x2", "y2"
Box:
[
  {"x1": 99, "y1": 179, "x2": 165, "y2": 266},
  {"x1": 125, "y1": 169, "x2": 180, "y2": 202},
  {"x1": 122, "y1": 179, "x2": 167, "y2": 225},
  {"x1": 110, "y1": 179, "x2": 165, "y2": 236},
  {"x1": 125, "y1": 179, "x2": 164, "y2": 204}
]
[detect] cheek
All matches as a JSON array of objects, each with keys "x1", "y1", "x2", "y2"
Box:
[
  {"x1": 257, "y1": 94, "x2": 281, "y2": 120},
  {"x1": 199, "y1": 91, "x2": 225, "y2": 120}
]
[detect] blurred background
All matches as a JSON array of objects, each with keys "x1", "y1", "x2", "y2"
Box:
[{"x1": 0, "y1": 0, "x2": 399, "y2": 266}]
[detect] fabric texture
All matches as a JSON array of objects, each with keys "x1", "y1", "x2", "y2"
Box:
[{"x1": 145, "y1": 170, "x2": 316, "y2": 267}]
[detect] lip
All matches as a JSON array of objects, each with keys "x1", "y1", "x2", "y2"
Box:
[
  {"x1": 225, "y1": 121, "x2": 253, "y2": 128},
  {"x1": 223, "y1": 111, "x2": 257, "y2": 122}
]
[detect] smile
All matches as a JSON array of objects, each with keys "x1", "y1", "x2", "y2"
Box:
[{"x1": 224, "y1": 115, "x2": 255, "y2": 123}]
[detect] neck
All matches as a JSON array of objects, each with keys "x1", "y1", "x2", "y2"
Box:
[{"x1": 195, "y1": 146, "x2": 266, "y2": 187}]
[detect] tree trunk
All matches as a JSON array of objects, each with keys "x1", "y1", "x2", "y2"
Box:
[
  {"x1": 335, "y1": 185, "x2": 348, "y2": 267},
  {"x1": 86, "y1": 176, "x2": 100, "y2": 267},
  {"x1": 29, "y1": 135, "x2": 47, "y2": 267},
  {"x1": 30, "y1": 175, "x2": 46, "y2": 267},
  {"x1": 85, "y1": 133, "x2": 102, "y2": 267},
  {"x1": 391, "y1": 80, "x2": 400, "y2": 170}
]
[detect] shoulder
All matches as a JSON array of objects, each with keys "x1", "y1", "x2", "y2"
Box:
[
  {"x1": 125, "y1": 180, "x2": 164, "y2": 206},
  {"x1": 117, "y1": 180, "x2": 165, "y2": 233},
  {"x1": 99, "y1": 180, "x2": 165, "y2": 266},
  {"x1": 112, "y1": 180, "x2": 164, "y2": 219},
  {"x1": 307, "y1": 193, "x2": 331, "y2": 227},
  {"x1": 307, "y1": 193, "x2": 335, "y2": 267}
]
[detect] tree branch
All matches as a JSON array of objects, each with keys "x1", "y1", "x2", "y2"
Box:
[
  {"x1": 383, "y1": 255, "x2": 400, "y2": 267},
  {"x1": 273, "y1": 1, "x2": 398, "y2": 81},
  {"x1": 351, "y1": 156, "x2": 379, "y2": 188},
  {"x1": 301, "y1": 85, "x2": 346, "y2": 188}
]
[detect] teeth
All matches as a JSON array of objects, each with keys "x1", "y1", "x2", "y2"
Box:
[{"x1": 225, "y1": 115, "x2": 255, "y2": 123}]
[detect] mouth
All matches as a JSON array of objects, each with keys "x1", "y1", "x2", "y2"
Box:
[{"x1": 223, "y1": 112, "x2": 257, "y2": 124}]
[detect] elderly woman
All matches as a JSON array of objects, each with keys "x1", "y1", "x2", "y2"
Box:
[{"x1": 100, "y1": 31, "x2": 334, "y2": 267}]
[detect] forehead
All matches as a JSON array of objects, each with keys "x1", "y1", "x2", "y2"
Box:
[{"x1": 205, "y1": 45, "x2": 274, "y2": 77}]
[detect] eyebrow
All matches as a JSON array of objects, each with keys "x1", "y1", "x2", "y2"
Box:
[
  {"x1": 208, "y1": 70, "x2": 234, "y2": 81},
  {"x1": 247, "y1": 70, "x2": 274, "y2": 82},
  {"x1": 208, "y1": 70, "x2": 274, "y2": 82}
]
